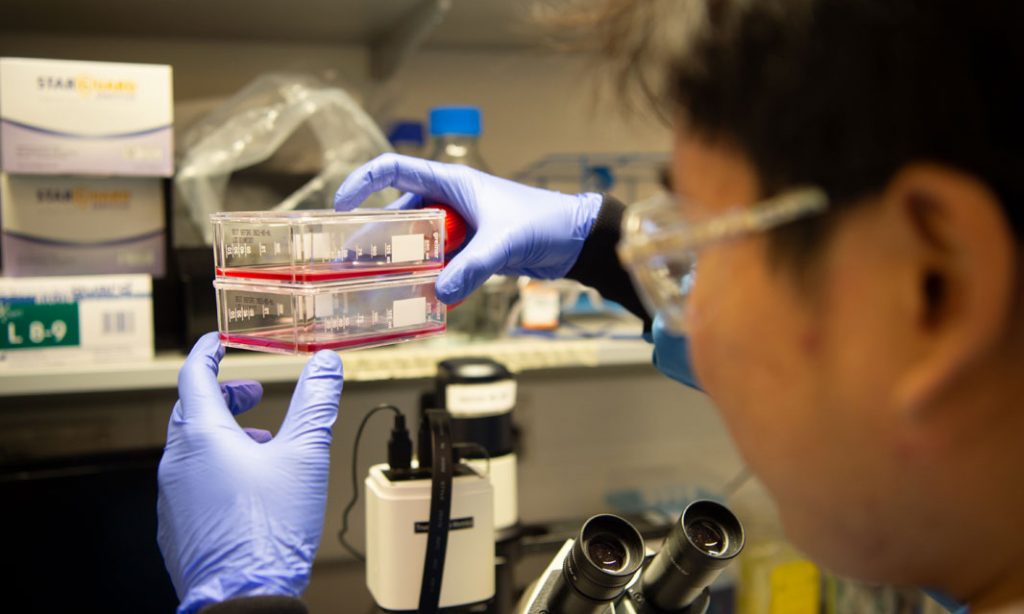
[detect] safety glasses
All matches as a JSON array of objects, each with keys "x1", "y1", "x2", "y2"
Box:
[{"x1": 617, "y1": 187, "x2": 829, "y2": 334}]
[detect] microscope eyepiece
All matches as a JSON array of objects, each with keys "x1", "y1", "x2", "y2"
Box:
[
  {"x1": 548, "y1": 514, "x2": 645, "y2": 613},
  {"x1": 641, "y1": 500, "x2": 745, "y2": 611}
]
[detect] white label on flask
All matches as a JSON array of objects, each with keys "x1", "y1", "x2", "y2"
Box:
[
  {"x1": 315, "y1": 293, "x2": 335, "y2": 322},
  {"x1": 446, "y1": 381, "x2": 518, "y2": 417},
  {"x1": 391, "y1": 234, "x2": 424, "y2": 263},
  {"x1": 311, "y1": 232, "x2": 332, "y2": 262},
  {"x1": 392, "y1": 297, "x2": 427, "y2": 328}
]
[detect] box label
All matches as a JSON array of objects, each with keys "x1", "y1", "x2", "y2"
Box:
[
  {"x1": 0, "y1": 301, "x2": 80, "y2": 350},
  {"x1": 0, "y1": 57, "x2": 174, "y2": 176},
  {"x1": 446, "y1": 381, "x2": 518, "y2": 416},
  {"x1": 413, "y1": 517, "x2": 475, "y2": 533},
  {"x1": 1, "y1": 173, "x2": 166, "y2": 277},
  {"x1": 0, "y1": 274, "x2": 153, "y2": 369}
]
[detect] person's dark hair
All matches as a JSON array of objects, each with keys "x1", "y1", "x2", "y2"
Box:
[{"x1": 551, "y1": 0, "x2": 1024, "y2": 264}]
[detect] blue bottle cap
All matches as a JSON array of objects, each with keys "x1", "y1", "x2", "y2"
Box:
[
  {"x1": 387, "y1": 120, "x2": 425, "y2": 146},
  {"x1": 429, "y1": 106, "x2": 482, "y2": 137}
]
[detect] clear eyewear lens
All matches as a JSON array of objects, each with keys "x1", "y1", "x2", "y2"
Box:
[
  {"x1": 636, "y1": 249, "x2": 696, "y2": 333},
  {"x1": 617, "y1": 187, "x2": 828, "y2": 334}
]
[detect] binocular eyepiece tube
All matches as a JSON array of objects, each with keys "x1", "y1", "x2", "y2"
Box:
[
  {"x1": 525, "y1": 500, "x2": 744, "y2": 614},
  {"x1": 640, "y1": 500, "x2": 745, "y2": 612},
  {"x1": 547, "y1": 514, "x2": 646, "y2": 614}
]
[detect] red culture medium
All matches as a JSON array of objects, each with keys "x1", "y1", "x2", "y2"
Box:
[
  {"x1": 215, "y1": 261, "x2": 442, "y2": 282},
  {"x1": 220, "y1": 323, "x2": 446, "y2": 353}
]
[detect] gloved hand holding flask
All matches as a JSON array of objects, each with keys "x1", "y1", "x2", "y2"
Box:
[
  {"x1": 333, "y1": 153, "x2": 603, "y2": 304},
  {"x1": 157, "y1": 333, "x2": 344, "y2": 614},
  {"x1": 334, "y1": 154, "x2": 704, "y2": 390}
]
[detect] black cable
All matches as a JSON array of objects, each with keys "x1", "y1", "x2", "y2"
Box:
[
  {"x1": 338, "y1": 403, "x2": 402, "y2": 562},
  {"x1": 419, "y1": 410, "x2": 454, "y2": 614}
]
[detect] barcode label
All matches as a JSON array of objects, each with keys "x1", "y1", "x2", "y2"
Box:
[{"x1": 102, "y1": 311, "x2": 135, "y2": 335}]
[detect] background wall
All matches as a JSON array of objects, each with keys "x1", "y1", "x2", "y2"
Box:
[
  {"x1": 379, "y1": 48, "x2": 671, "y2": 176},
  {"x1": 0, "y1": 33, "x2": 368, "y2": 102},
  {"x1": 0, "y1": 35, "x2": 670, "y2": 179}
]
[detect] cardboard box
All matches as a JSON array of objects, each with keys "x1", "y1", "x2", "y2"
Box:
[
  {"x1": 0, "y1": 57, "x2": 173, "y2": 176},
  {"x1": 1, "y1": 173, "x2": 166, "y2": 277},
  {"x1": 0, "y1": 274, "x2": 153, "y2": 369}
]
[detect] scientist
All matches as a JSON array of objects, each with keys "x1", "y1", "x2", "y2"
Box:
[{"x1": 157, "y1": 0, "x2": 1024, "y2": 612}]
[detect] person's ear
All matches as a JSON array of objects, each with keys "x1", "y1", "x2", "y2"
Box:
[{"x1": 888, "y1": 164, "x2": 1016, "y2": 417}]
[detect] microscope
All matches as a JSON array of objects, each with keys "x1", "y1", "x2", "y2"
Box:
[{"x1": 518, "y1": 500, "x2": 744, "y2": 614}]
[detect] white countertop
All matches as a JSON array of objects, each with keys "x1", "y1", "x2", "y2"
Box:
[{"x1": 0, "y1": 336, "x2": 653, "y2": 397}]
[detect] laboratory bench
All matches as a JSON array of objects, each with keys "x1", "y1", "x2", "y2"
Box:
[{"x1": 0, "y1": 336, "x2": 655, "y2": 397}]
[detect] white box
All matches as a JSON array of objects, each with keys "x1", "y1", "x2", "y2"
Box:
[
  {"x1": 0, "y1": 57, "x2": 173, "y2": 176},
  {"x1": 1, "y1": 173, "x2": 166, "y2": 277},
  {"x1": 365, "y1": 463, "x2": 495, "y2": 610},
  {"x1": 0, "y1": 274, "x2": 153, "y2": 369}
]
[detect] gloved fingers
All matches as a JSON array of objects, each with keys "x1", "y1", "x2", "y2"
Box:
[
  {"x1": 435, "y1": 238, "x2": 508, "y2": 304},
  {"x1": 277, "y1": 350, "x2": 344, "y2": 442},
  {"x1": 384, "y1": 192, "x2": 423, "y2": 211},
  {"x1": 243, "y1": 427, "x2": 274, "y2": 443},
  {"x1": 175, "y1": 332, "x2": 240, "y2": 429},
  {"x1": 334, "y1": 153, "x2": 451, "y2": 211},
  {"x1": 221, "y1": 380, "x2": 263, "y2": 416}
]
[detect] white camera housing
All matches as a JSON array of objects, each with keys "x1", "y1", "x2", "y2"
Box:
[{"x1": 365, "y1": 463, "x2": 495, "y2": 611}]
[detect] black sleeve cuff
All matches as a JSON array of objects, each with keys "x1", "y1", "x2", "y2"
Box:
[
  {"x1": 566, "y1": 195, "x2": 652, "y2": 330},
  {"x1": 199, "y1": 596, "x2": 308, "y2": 614}
]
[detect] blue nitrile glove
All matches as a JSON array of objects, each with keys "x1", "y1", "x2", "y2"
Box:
[
  {"x1": 157, "y1": 333, "x2": 344, "y2": 614},
  {"x1": 644, "y1": 315, "x2": 702, "y2": 390},
  {"x1": 333, "y1": 153, "x2": 603, "y2": 304},
  {"x1": 924, "y1": 590, "x2": 969, "y2": 614}
]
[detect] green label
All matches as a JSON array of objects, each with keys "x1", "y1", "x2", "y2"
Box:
[{"x1": 0, "y1": 302, "x2": 80, "y2": 350}]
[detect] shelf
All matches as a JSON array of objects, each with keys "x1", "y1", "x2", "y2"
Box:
[
  {"x1": 4, "y1": 0, "x2": 545, "y2": 81},
  {"x1": 2, "y1": 0, "x2": 544, "y2": 50},
  {"x1": 0, "y1": 337, "x2": 653, "y2": 397}
]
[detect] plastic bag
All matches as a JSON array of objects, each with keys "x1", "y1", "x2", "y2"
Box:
[{"x1": 176, "y1": 74, "x2": 393, "y2": 244}]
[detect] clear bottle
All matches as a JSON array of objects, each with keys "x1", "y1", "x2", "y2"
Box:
[
  {"x1": 428, "y1": 106, "x2": 514, "y2": 338},
  {"x1": 428, "y1": 106, "x2": 490, "y2": 170}
]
